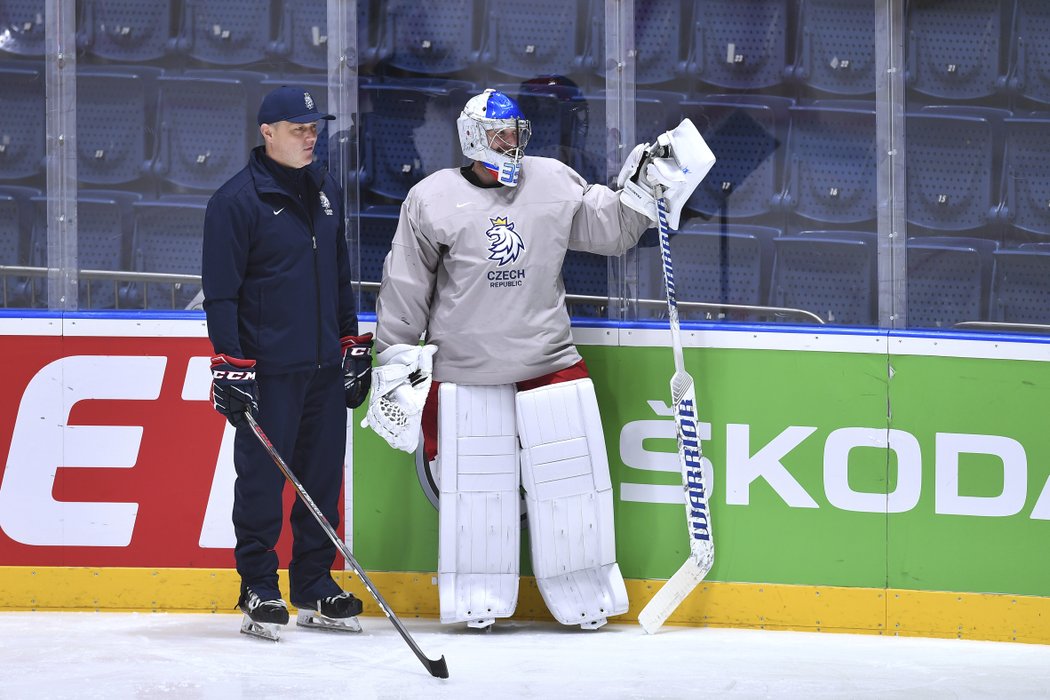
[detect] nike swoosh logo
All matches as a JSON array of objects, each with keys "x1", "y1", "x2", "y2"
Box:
[
  {"x1": 273, "y1": 207, "x2": 285, "y2": 215},
  {"x1": 456, "y1": 202, "x2": 471, "y2": 208}
]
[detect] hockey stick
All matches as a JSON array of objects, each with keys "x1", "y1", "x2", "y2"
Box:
[
  {"x1": 245, "y1": 412, "x2": 449, "y2": 679},
  {"x1": 637, "y1": 187, "x2": 715, "y2": 635}
]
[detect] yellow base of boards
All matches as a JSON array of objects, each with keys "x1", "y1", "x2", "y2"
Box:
[{"x1": 1, "y1": 566, "x2": 1047, "y2": 645}]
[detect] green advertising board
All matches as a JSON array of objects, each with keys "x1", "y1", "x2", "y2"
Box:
[{"x1": 351, "y1": 325, "x2": 1050, "y2": 639}]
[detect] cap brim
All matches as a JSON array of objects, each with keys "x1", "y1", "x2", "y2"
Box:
[{"x1": 286, "y1": 112, "x2": 336, "y2": 123}]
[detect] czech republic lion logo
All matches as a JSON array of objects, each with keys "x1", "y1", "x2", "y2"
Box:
[{"x1": 485, "y1": 216, "x2": 526, "y2": 266}]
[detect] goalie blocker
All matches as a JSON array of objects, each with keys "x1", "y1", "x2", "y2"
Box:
[{"x1": 436, "y1": 379, "x2": 628, "y2": 630}]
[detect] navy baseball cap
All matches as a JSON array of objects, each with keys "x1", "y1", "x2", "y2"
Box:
[{"x1": 257, "y1": 85, "x2": 335, "y2": 125}]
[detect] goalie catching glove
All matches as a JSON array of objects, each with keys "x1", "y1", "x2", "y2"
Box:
[
  {"x1": 361, "y1": 343, "x2": 438, "y2": 453},
  {"x1": 618, "y1": 117, "x2": 717, "y2": 231}
]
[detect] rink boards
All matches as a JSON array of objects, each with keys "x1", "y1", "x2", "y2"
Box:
[{"x1": 0, "y1": 313, "x2": 1048, "y2": 644}]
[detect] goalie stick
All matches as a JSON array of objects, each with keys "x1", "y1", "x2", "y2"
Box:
[
  {"x1": 245, "y1": 413, "x2": 450, "y2": 679},
  {"x1": 637, "y1": 187, "x2": 715, "y2": 635}
]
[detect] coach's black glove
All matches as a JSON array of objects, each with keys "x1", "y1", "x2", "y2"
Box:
[
  {"x1": 210, "y1": 354, "x2": 259, "y2": 429},
  {"x1": 341, "y1": 333, "x2": 373, "y2": 409}
]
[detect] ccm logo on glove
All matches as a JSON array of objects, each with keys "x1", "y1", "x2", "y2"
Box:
[{"x1": 341, "y1": 333, "x2": 374, "y2": 410}]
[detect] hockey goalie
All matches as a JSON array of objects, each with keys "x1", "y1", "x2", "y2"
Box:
[{"x1": 364, "y1": 88, "x2": 715, "y2": 630}]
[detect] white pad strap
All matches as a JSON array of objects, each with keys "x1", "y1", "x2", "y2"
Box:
[
  {"x1": 516, "y1": 379, "x2": 629, "y2": 627},
  {"x1": 437, "y1": 382, "x2": 521, "y2": 625},
  {"x1": 361, "y1": 344, "x2": 436, "y2": 453},
  {"x1": 617, "y1": 118, "x2": 717, "y2": 230}
]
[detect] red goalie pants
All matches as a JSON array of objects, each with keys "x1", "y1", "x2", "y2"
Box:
[{"x1": 420, "y1": 358, "x2": 590, "y2": 463}]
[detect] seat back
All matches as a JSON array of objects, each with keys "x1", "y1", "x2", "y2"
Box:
[
  {"x1": 0, "y1": 0, "x2": 45, "y2": 58},
  {"x1": 0, "y1": 64, "x2": 45, "y2": 183},
  {"x1": 906, "y1": 235, "x2": 998, "y2": 328},
  {"x1": 642, "y1": 222, "x2": 778, "y2": 321},
  {"x1": 356, "y1": 204, "x2": 400, "y2": 312},
  {"x1": 179, "y1": 0, "x2": 274, "y2": 66},
  {"x1": 587, "y1": 0, "x2": 685, "y2": 85},
  {"x1": 770, "y1": 230, "x2": 876, "y2": 325},
  {"x1": 683, "y1": 96, "x2": 787, "y2": 220},
  {"x1": 380, "y1": 0, "x2": 480, "y2": 76},
  {"x1": 78, "y1": 0, "x2": 174, "y2": 63},
  {"x1": 1003, "y1": 116, "x2": 1050, "y2": 239},
  {"x1": 691, "y1": 0, "x2": 790, "y2": 90},
  {"x1": 1013, "y1": 0, "x2": 1050, "y2": 106},
  {"x1": 131, "y1": 197, "x2": 208, "y2": 309},
  {"x1": 359, "y1": 79, "x2": 473, "y2": 201},
  {"x1": 991, "y1": 247, "x2": 1050, "y2": 323},
  {"x1": 906, "y1": 112, "x2": 998, "y2": 233},
  {"x1": 487, "y1": 0, "x2": 587, "y2": 79},
  {"x1": 793, "y1": 0, "x2": 876, "y2": 96},
  {"x1": 77, "y1": 67, "x2": 161, "y2": 187},
  {"x1": 570, "y1": 90, "x2": 683, "y2": 186},
  {"x1": 783, "y1": 104, "x2": 877, "y2": 226},
  {"x1": 905, "y1": 0, "x2": 1007, "y2": 101},
  {"x1": 153, "y1": 74, "x2": 259, "y2": 192}
]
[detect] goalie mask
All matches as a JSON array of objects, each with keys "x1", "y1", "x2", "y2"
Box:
[{"x1": 457, "y1": 89, "x2": 532, "y2": 187}]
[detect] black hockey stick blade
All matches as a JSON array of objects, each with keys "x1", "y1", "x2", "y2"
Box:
[{"x1": 245, "y1": 413, "x2": 449, "y2": 679}]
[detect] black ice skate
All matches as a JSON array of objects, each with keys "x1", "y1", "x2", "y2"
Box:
[
  {"x1": 238, "y1": 588, "x2": 290, "y2": 642},
  {"x1": 294, "y1": 591, "x2": 364, "y2": 633}
]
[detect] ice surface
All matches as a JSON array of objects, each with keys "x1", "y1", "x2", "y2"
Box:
[{"x1": 2, "y1": 612, "x2": 1049, "y2": 699}]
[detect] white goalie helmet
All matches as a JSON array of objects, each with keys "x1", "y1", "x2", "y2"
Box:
[{"x1": 457, "y1": 89, "x2": 532, "y2": 187}]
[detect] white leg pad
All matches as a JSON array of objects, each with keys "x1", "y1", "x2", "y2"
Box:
[
  {"x1": 437, "y1": 382, "x2": 520, "y2": 625},
  {"x1": 516, "y1": 379, "x2": 629, "y2": 627}
]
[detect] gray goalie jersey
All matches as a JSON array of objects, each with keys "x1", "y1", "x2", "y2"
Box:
[{"x1": 374, "y1": 156, "x2": 652, "y2": 385}]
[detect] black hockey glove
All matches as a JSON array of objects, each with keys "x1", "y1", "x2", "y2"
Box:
[
  {"x1": 341, "y1": 333, "x2": 374, "y2": 409},
  {"x1": 210, "y1": 354, "x2": 259, "y2": 429}
]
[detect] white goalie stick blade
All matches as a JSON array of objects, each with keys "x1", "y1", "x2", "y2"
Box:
[
  {"x1": 638, "y1": 190, "x2": 715, "y2": 635},
  {"x1": 638, "y1": 558, "x2": 709, "y2": 635}
]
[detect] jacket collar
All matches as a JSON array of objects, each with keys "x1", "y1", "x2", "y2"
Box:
[{"x1": 249, "y1": 145, "x2": 326, "y2": 197}]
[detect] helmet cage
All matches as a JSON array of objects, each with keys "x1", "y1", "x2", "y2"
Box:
[{"x1": 457, "y1": 90, "x2": 532, "y2": 186}]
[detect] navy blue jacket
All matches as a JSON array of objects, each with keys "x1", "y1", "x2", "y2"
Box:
[{"x1": 203, "y1": 146, "x2": 357, "y2": 373}]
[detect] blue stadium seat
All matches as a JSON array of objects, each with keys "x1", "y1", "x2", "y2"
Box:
[
  {"x1": 905, "y1": 111, "x2": 1000, "y2": 234},
  {"x1": 991, "y1": 247, "x2": 1050, "y2": 324},
  {"x1": 485, "y1": 0, "x2": 588, "y2": 80},
  {"x1": 176, "y1": 0, "x2": 274, "y2": 67},
  {"x1": 492, "y1": 78, "x2": 583, "y2": 164},
  {"x1": 907, "y1": 235, "x2": 998, "y2": 328},
  {"x1": 790, "y1": 0, "x2": 875, "y2": 96},
  {"x1": 689, "y1": 0, "x2": 790, "y2": 91},
  {"x1": 129, "y1": 196, "x2": 208, "y2": 309},
  {"x1": 563, "y1": 250, "x2": 608, "y2": 319},
  {"x1": 359, "y1": 79, "x2": 474, "y2": 201},
  {"x1": 379, "y1": 0, "x2": 481, "y2": 76},
  {"x1": 77, "y1": 0, "x2": 175, "y2": 63},
  {"x1": 30, "y1": 190, "x2": 141, "y2": 309},
  {"x1": 1002, "y1": 116, "x2": 1050, "y2": 240},
  {"x1": 0, "y1": 0, "x2": 45, "y2": 58},
  {"x1": 0, "y1": 185, "x2": 39, "y2": 307},
  {"x1": 770, "y1": 230, "x2": 876, "y2": 325},
  {"x1": 151, "y1": 73, "x2": 262, "y2": 192},
  {"x1": 640, "y1": 222, "x2": 779, "y2": 321},
  {"x1": 682, "y1": 95, "x2": 789, "y2": 221},
  {"x1": 905, "y1": 0, "x2": 1008, "y2": 102},
  {"x1": 1011, "y1": 0, "x2": 1050, "y2": 106},
  {"x1": 273, "y1": 0, "x2": 372, "y2": 71},
  {"x1": 779, "y1": 104, "x2": 877, "y2": 228},
  {"x1": 0, "y1": 64, "x2": 45, "y2": 183},
  {"x1": 586, "y1": 0, "x2": 687, "y2": 85},
  {"x1": 356, "y1": 204, "x2": 400, "y2": 313},
  {"x1": 569, "y1": 90, "x2": 683, "y2": 186},
  {"x1": 77, "y1": 66, "x2": 161, "y2": 187}
]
